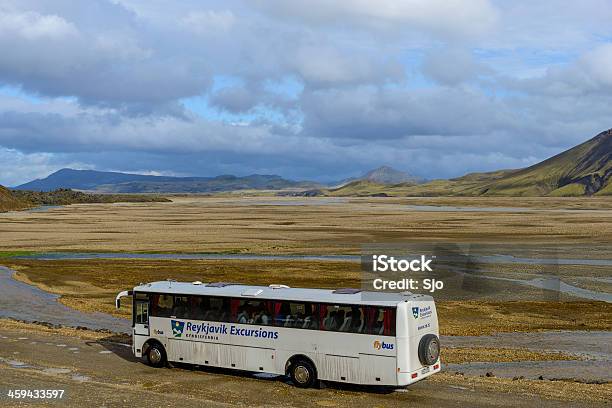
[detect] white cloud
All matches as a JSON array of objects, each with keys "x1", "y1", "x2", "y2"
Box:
[
  {"x1": 0, "y1": 10, "x2": 77, "y2": 40},
  {"x1": 504, "y1": 43, "x2": 612, "y2": 97},
  {"x1": 182, "y1": 10, "x2": 236, "y2": 34},
  {"x1": 421, "y1": 47, "x2": 487, "y2": 85},
  {"x1": 0, "y1": 147, "x2": 91, "y2": 186},
  {"x1": 252, "y1": 0, "x2": 498, "y2": 38},
  {"x1": 580, "y1": 44, "x2": 612, "y2": 87}
]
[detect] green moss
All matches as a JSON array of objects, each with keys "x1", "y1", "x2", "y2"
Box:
[
  {"x1": 0, "y1": 251, "x2": 38, "y2": 258},
  {"x1": 549, "y1": 183, "x2": 586, "y2": 197},
  {"x1": 594, "y1": 180, "x2": 612, "y2": 196}
]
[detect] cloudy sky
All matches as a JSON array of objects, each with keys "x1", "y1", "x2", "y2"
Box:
[{"x1": 1, "y1": 0, "x2": 611, "y2": 185}]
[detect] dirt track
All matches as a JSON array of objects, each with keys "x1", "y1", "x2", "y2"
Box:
[{"x1": 1, "y1": 325, "x2": 610, "y2": 408}]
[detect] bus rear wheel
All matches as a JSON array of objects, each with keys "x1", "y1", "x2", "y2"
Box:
[
  {"x1": 290, "y1": 359, "x2": 317, "y2": 388},
  {"x1": 146, "y1": 342, "x2": 167, "y2": 368}
]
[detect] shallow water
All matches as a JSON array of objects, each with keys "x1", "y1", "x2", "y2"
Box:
[
  {"x1": 443, "y1": 331, "x2": 612, "y2": 360},
  {"x1": 0, "y1": 266, "x2": 130, "y2": 333},
  {"x1": 443, "y1": 330, "x2": 612, "y2": 382},
  {"x1": 460, "y1": 273, "x2": 612, "y2": 302},
  {"x1": 24, "y1": 205, "x2": 64, "y2": 213},
  {"x1": 406, "y1": 205, "x2": 532, "y2": 212},
  {"x1": 0, "y1": 205, "x2": 64, "y2": 215},
  {"x1": 15, "y1": 251, "x2": 612, "y2": 266}
]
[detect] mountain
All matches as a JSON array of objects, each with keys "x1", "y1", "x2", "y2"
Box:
[
  {"x1": 329, "y1": 129, "x2": 612, "y2": 197},
  {"x1": 14, "y1": 168, "x2": 322, "y2": 193},
  {"x1": 361, "y1": 166, "x2": 423, "y2": 184},
  {"x1": 0, "y1": 185, "x2": 30, "y2": 212},
  {"x1": 333, "y1": 166, "x2": 423, "y2": 187},
  {"x1": 475, "y1": 129, "x2": 612, "y2": 196}
]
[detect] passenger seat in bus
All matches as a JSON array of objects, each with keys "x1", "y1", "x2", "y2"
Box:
[
  {"x1": 357, "y1": 319, "x2": 365, "y2": 333},
  {"x1": 323, "y1": 311, "x2": 337, "y2": 330},
  {"x1": 301, "y1": 316, "x2": 316, "y2": 329},
  {"x1": 339, "y1": 315, "x2": 352, "y2": 332}
]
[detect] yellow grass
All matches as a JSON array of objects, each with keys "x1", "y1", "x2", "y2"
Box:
[
  {"x1": 6, "y1": 259, "x2": 611, "y2": 336},
  {"x1": 0, "y1": 196, "x2": 612, "y2": 254}
]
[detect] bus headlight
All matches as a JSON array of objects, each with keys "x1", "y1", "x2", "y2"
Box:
[{"x1": 418, "y1": 334, "x2": 440, "y2": 366}]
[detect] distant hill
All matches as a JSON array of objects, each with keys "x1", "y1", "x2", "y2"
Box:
[
  {"x1": 329, "y1": 129, "x2": 612, "y2": 197},
  {"x1": 333, "y1": 166, "x2": 423, "y2": 187},
  {"x1": 11, "y1": 189, "x2": 170, "y2": 206},
  {"x1": 14, "y1": 169, "x2": 322, "y2": 193},
  {"x1": 1, "y1": 185, "x2": 168, "y2": 212},
  {"x1": 0, "y1": 185, "x2": 30, "y2": 212},
  {"x1": 361, "y1": 166, "x2": 423, "y2": 184}
]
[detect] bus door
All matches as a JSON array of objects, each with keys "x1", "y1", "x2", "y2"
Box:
[{"x1": 134, "y1": 293, "x2": 150, "y2": 336}]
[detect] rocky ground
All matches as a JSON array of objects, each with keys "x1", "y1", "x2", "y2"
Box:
[{"x1": 1, "y1": 321, "x2": 610, "y2": 408}]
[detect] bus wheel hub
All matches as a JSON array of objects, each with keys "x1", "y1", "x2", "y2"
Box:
[
  {"x1": 150, "y1": 348, "x2": 162, "y2": 364},
  {"x1": 294, "y1": 366, "x2": 310, "y2": 383}
]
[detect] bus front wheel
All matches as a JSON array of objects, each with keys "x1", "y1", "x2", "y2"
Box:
[
  {"x1": 289, "y1": 359, "x2": 317, "y2": 388},
  {"x1": 146, "y1": 342, "x2": 167, "y2": 368}
]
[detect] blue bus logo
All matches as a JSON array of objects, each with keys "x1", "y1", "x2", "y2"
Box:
[{"x1": 172, "y1": 320, "x2": 185, "y2": 337}]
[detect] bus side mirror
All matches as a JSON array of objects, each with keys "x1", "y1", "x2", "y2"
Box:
[{"x1": 115, "y1": 290, "x2": 131, "y2": 309}]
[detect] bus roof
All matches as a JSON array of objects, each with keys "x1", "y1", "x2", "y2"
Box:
[{"x1": 133, "y1": 281, "x2": 433, "y2": 307}]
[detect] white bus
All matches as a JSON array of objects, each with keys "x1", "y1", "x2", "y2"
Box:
[{"x1": 116, "y1": 281, "x2": 441, "y2": 388}]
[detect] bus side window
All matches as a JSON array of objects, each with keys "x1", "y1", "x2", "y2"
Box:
[
  {"x1": 319, "y1": 304, "x2": 345, "y2": 331},
  {"x1": 134, "y1": 293, "x2": 149, "y2": 324},
  {"x1": 235, "y1": 300, "x2": 252, "y2": 324},
  {"x1": 173, "y1": 296, "x2": 189, "y2": 318},
  {"x1": 274, "y1": 301, "x2": 291, "y2": 327},
  {"x1": 150, "y1": 294, "x2": 173, "y2": 318},
  {"x1": 383, "y1": 308, "x2": 396, "y2": 336},
  {"x1": 373, "y1": 308, "x2": 385, "y2": 335},
  {"x1": 253, "y1": 301, "x2": 273, "y2": 326},
  {"x1": 319, "y1": 305, "x2": 335, "y2": 330},
  {"x1": 190, "y1": 296, "x2": 205, "y2": 320},
  {"x1": 205, "y1": 297, "x2": 227, "y2": 322},
  {"x1": 364, "y1": 306, "x2": 378, "y2": 334},
  {"x1": 301, "y1": 303, "x2": 318, "y2": 329},
  {"x1": 349, "y1": 306, "x2": 364, "y2": 333}
]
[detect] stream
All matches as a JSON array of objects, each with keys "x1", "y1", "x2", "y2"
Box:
[{"x1": 0, "y1": 266, "x2": 130, "y2": 333}]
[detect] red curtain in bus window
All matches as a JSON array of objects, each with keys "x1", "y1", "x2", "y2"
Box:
[
  {"x1": 319, "y1": 304, "x2": 327, "y2": 330},
  {"x1": 273, "y1": 302, "x2": 282, "y2": 326},
  {"x1": 274, "y1": 301, "x2": 282, "y2": 316},
  {"x1": 265, "y1": 301, "x2": 273, "y2": 315},
  {"x1": 383, "y1": 308, "x2": 396, "y2": 336},
  {"x1": 365, "y1": 306, "x2": 377, "y2": 334},
  {"x1": 230, "y1": 299, "x2": 240, "y2": 321}
]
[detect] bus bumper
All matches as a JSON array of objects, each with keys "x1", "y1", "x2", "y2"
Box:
[{"x1": 397, "y1": 361, "x2": 441, "y2": 386}]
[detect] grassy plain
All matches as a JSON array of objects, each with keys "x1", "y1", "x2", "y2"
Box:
[
  {"x1": 1, "y1": 196, "x2": 610, "y2": 336},
  {"x1": 1, "y1": 196, "x2": 612, "y2": 254},
  {"x1": 5, "y1": 258, "x2": 611, "y2": 336}
]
